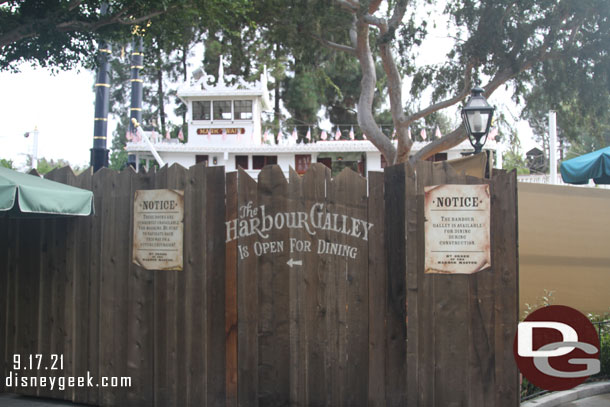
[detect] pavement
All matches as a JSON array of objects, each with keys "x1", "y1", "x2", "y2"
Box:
[{"x1": 521, "y1": 381, "x2": 610, "y2": 407}]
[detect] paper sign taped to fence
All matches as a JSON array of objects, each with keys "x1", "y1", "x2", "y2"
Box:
[
  {"x1": 133, "y1": 189, "x2": 184, "y2": 271},
  {"x1": 424, "y1": 184, "x2": 490, "y2": 274}
]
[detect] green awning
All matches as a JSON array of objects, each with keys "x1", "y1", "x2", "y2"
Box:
[
  {"x1": 560, "y1": 146, "x2": 610, "y2": 185},
  {"x1": 0, "y1": 167, "x2": 93, "y2": 217}
]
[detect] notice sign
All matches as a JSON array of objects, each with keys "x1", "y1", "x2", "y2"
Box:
[
  {"x1": 133, "y1": 189, "x2": 184, "y2": 271},
  {"x1": 424, "y1": 184, "x2": 491, "y2": 274}
]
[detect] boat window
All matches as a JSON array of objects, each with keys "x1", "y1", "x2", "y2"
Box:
[
  {"x1": 235, "y1": 155, "x2": 249, "y2": 169},
  {"x1": 253, "y1": 155, "x2": 278, "y2": 169},
  {"x1": 234, "y1": 100, "x2": 253, "y2": 120},
  {"x1": 192, "y1": 101, "x2": 211, "y2": 120},
  {"x1": 213, "y1": 100, "x2": 232, "y2": 120}
]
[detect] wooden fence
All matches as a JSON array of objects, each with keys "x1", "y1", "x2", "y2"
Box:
[{"x1": 0, "y1": 162, "x2": 518, "y2": 406}]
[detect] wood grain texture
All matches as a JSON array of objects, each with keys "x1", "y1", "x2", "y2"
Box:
[
  {"x1": 237, "y1": 168, "x2": 259, "y2": 407},
  {"x1": 367, "y1": 171, "x2": 386, "y2": 406},
  {"x1": 205, "y1": 166, "x2": 227, "y2": 406},
  {"x1": 383, "y1": 164, "x2": 408, "y2": 406},
  {"x1": 0, "y1": 163, "x2": 518, "y2": 407},
  {"x1": 406, "y1": 162, "x2": 519, "y2": 407},
  {"x1": 225, "y1": 171, "x2": 239, "y2": 407}
]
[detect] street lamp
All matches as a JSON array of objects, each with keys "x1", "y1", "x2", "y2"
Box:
[{"x1": 461, "y1": 86, "x2": 495, "y2": 153}]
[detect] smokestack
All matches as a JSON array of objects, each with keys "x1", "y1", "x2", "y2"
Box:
[{"x1": 90, "y1": 2, "x2": 111, "y2": 171}]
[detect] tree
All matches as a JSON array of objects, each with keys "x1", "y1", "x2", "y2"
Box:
[
  {"x1": 36, "y1": 157, "x2": 71, "y2": 175},
  {"x1": 523, "y1": 83, "x2": 610, "y2": 165},
  {"x1": 0, "y1": 0, "x2": 176, "y2": 71},
  {"x1": 0, "y1": 0, "x2": 251, "y2": 71},
  {"x1": 258, "y1": 0, "x2": 610, "y2": 165},
  {"x1": 0, "y1": 158, "x2": 14, "y2": 169}
]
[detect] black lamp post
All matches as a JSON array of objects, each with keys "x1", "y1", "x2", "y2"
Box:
[{"x1": 461, "y1": 86, "x2": 495, "y2": 154}]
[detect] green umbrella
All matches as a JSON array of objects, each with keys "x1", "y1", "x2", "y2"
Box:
[{"x1": 0, "y1": 167, "x2": 93, "y2": 217}]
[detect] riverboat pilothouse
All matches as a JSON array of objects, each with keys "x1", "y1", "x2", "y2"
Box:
[{"x1": 126, "y1": 58, "x2": 500, "y2": 176}]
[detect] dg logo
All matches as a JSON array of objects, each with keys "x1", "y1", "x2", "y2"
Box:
[{"x1": 513, "y1": 305, "x2": 601, "y2": 391}]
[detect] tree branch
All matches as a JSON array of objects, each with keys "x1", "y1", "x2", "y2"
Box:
[
  {"x1": 406, "y1": 62, "x2": 474, "y2": 124},
  {"x1": 310, "y1": 34, "x2": 357, "y2": 55},
  {"x1": 336, "y1": 0, "x2": 358, "y2": 13},
  {"x1": 388, "y1": 0, "x2": 408, "y2": 31},
  {"x1": 67, "y1": 0, "x2": 84, "y2": 11},
  {"x1": 410, "y1": 125, "x2": 468, "y2": 164},
  {"x1": 118, "y1": 10, "x2": 166, "y2": 25},
  {"x1": 379, "y1": 38, "x2": 411, "y2": 163},
  {"x1": 354, "y1": 18, "x2": 396, "y2": 164},
  {"x1": 363, "y1": 14, "x2": 386, "y2": 30},
  {"x1": 1, "y1": 6, "x2": 168, "y2": 49},
  {"x1": 368, "y1": 0, "x2": 383, "y2": 14}
]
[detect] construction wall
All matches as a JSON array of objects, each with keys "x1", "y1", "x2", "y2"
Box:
[{"x1": 519, "y1": 183, "x2": 610, "y2": 317}]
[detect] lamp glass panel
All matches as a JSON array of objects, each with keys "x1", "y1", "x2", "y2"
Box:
[{"x1": 467, "y1": 111, "x2": 489, "y2": 134}]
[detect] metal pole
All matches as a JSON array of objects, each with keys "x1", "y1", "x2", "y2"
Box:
[
  {"x1": 127, "y1": 37, "x2": 144, "y2": 168},
  {"x1": 32, "y1": 126, "x2": 39, "y2": 170},
  {"x1": 90, "y1": 2, "x2": 111, "y2": 172},
  {"x1": 549, "y1": 110, "x2": 557, "y2": 184}
]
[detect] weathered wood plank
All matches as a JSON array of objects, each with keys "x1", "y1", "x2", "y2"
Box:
[
  {"x1": 205, "y1": 166, "x2": 227, "y2": 406},
  {"x1": 34, "y1": 217, "x2": 53, "y2": 399},
  {"x1": 405, "y1": 163, "x2": 419, "y2": 407},
  {"x1": 41, "y1": 168, "x2": 75, "y2": 401},
  {"x1": 384, "y1": 164, "x2": 408, "y2": 406},
  {"x1": 337, "y1": 169, "x2": 369, "y2": 407},
  {"x1": 86, "y1": 167, "x2": 106, "y2": 405},
  {"x1": 126, "y1": 167, "x2": 155, "y2": 407},
  {"x1": 414, "y1": 161, "x2": 435, "y2": 406},
  {"x1": 154, "y1": 164, "x2": 188, "y2": 407},
  {"x1": 99, "y1": 168, "x2": 132, "y2": 406},
  {"x1": 428, "y1": 162, "x2": 470, "y2": 407},
  {"x1": 0, "y1": 217, "x2": 8, "y2": 394},
  {"x1": 72, "y1": 169, "x2": 94, "y2": 404},
  {"x1": 301, "y1": 163, "x2": 331, "y2": 406},
  {"x1": 225, "y1": 171, "x2": 238, "y2": 407},
  {"x1": 180, "y1": 163, "x2": 206, "y2": 407},
  {"x1": 325, "y1": 170, "x2": 345, "y2": 406},
  {"x1": 237, "y1": 168, "x2": 259, "y2": 407},
  {"x1": 256, "y1": 165, "x2": 290, "y2": 406},
  {"x1": 287, "y1": 168, "x2": 304, "y2": 406},
  {"x1": 3, "y1": 219, "x2": 19, "y2": 395},
  {"x1": 367, "y1": 171, "x2": 386, "y2": 407},
  {"x1": 14, "y1": 218, "x2": 41, "y2": 398},
  {"x1": 492, "y1": 170, "x2": 519, "y2": 407},
  {"x1": 466, "y1": 173, "x2": 495, "y2": 407}
]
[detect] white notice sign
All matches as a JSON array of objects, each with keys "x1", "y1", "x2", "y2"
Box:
[
  {"x1": 133, "y1": 189, "x2": 184, "y2": 271},
  {"x1": 424, "y1": 184, "x2": 491, "y2": 274}
]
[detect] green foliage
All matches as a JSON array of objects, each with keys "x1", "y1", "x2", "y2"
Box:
[
  {"x1": 1, "y1": 0, "x2": 252, "y2": 72},
  {"x1": 0, "y1": 158, "x2": 14, "y2": 169},
  {"x1": 36, "y1": 157, "x2": 70, "y2": 175},
  {"x1": 587, "y1": 311, "x2": 610, "y2": 379},
  {"x1": 503, "y1": 151, "x2": 530, "y2": 175}
]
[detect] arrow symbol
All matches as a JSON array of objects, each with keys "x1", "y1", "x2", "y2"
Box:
[{"x1": 287, "y1": 258, "x2": 303, "y2": 268}]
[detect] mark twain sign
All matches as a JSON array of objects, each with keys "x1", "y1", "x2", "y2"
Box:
[
  {"x1": 424, "y1": 184, "x2": 491, "y2": 274},
  {"x1": 226, "y1": 201, "x2": 373, "y2": 264},
  {"x1": 133, "y1": 189, "x2": 184, "y2": 271}
]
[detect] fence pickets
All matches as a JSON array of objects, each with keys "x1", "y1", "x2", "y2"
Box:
[{"x1": 0, "y1": 162, "x2": 518, "y2": 407}]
